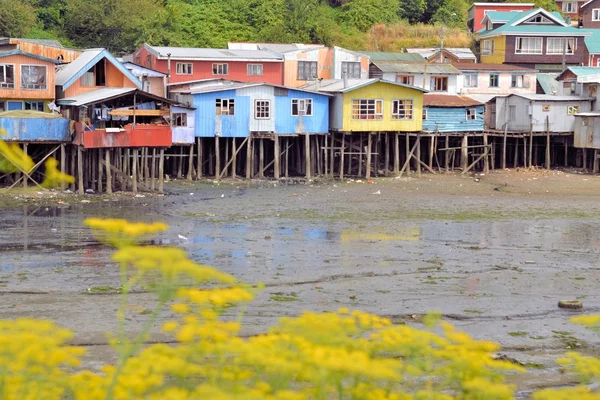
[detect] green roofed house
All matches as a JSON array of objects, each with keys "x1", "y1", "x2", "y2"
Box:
[
  {"x1": 359, "y1": 52, "x2": 425, "y2": 63},
  {"x1": 478, "y1": 8, "x2": 590, "y2": 71},
  {"x1": 556, "y1": 66, "x2": 600, "y2": 98},
  {"x1": 581, "y1": 28, "x2": 600, "y2": 66}
]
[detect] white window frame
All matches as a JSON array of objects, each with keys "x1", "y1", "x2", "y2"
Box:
[
  {"x1": 254, "y1": 99, "x2": 271, "y2": 119},
  {"x1": 172, "y1": 112, "x2": 187, "y2": 127},
  {"x1": 176, "y1": 63, "x2": 192, "y2": 75},
  {"x1": 489, "y1": 73, "x2": 499, "y2": 88},
  {"x1": 515, "y1": 37, "x2": 543, "y2": 55},
  {"x1": 511, "y1": 74, "x2": 529, "y2": 88},
  {"x1": 24, "y1": 101, "x2": 45, "y2": 111},
  {"x1": 351, "y1": 99, "x2": 384, "y2": 120},
  {"x1": 212, "y1": 63, "x2": 228, "y2": 75},
  {"x1": 0, "y1": 64, "x2": 15, "y2": 89},
  {"x1": 341, "y1": 61, "x2": 361, "y2": 79},
  {"x1": 20, "y1": 65, "x2": 47, "y2": 90},
  {"x1": 391, "y1": 99, "x2": 413, "y2": 120},
  {"x1": 547, "y1": 38, "x2": 575, "y2": 55},
  {"x1": 247, "y1": 64, "x2": 263, "y2": 76},
  {"x1": 482, "y1": 40, "x2": 495, "y2": 56},
  {"x1": 291, "y1": 98, "x2": 313, "y2": 116},
  {"x1": 298, "y1": 61, "x2": 318, "y2": 81},
  {"x1": 593, "y1": 9, "x2": 600, "y2": 20},
  {"x1": 422, "y1": 108, "x2": 428, "y2": 120},
  {"x1": 563, "y1": 1, "x2": 577, "y2": 13},
  {"x1": 464, "y1": 73, "x2": 478, "y2": 88},
  {"x1": 466, "y1": 108, "x2": 477, "y2": 120},
  {"x1": 216, "y1": 99, "x2": 235, "y2": 116}
]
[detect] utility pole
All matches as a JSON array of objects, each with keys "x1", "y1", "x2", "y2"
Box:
[{"x1": 439, "y1": 24, "x2": 445, "y2": 63}]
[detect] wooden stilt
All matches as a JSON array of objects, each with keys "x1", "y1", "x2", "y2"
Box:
[
  {"x1": 583, "y1": 148, "x2": 588, "y2": 170},
  {"x1": 347, "y1": 135, "x2": 353, "y2": 176},
  {"x1": 70, "y1": 147, "x2": 76, "y2": 191},
  {"x1": 445, "y1": 135, "x2": 449, "y2": 173},
  {"x1": 285, "y1": 138, "x2": 289, "y2": 178},
  {"x1": 124, "y1": 149, "x2": 130, "y2": 178},
  {"x1": 340, "y1": 134, "x2": 345, "y2": 180},
  {"x1": 513, "y1": 139, "x2": 519, "y2": 168},
  {"x1": 22, "y1": 144, "x2": 28, "y2": 189},
  {"x1": 132, "y1": 149, "x2": 138, "y2": 193},
  {"x1": 405, "y1": 133, "x2": 410, "y2": 175},
  {"x1": 187, "y1": 144, "x2": 194, "y2": 180},
  {"x1": 329, "y1": 133, "x2": 334, "y2": 178},
  {"x1": 151, "y1": 148, "x2": 156, "y2": 191},
  {"x1": 529, "y1": 126, "x2": 533, "y2": 168},
  {"x1": 546, "y1": 116, "x2": 551, "y2": 170},
  {"x1": 502, "y1": 125, "x2": 508, "y2": 170},
  {"x1": 358, "y1": 134, "x2": 363, "y2": 176},
  {"x1": 428, "y1": 135, "x2": 434, "y2": 171},
  {"x1": 374, "y1": 133, "x2": 380, "y2": 176},
  {"x1": 274, "y1": 135, "x2": 280, "y2": 180},
  {"x1": 490, "y1": 138, "x2": 495, "y2": 170},
  {"x1": 564, "y1": 139, "x2": 568, "y2": 167},
  {"x1": 366, "y1": 133, "x2": 372, "y2": 179},
  {"x1": 224, "y1": 139, "x2": 230, "y2": 178},
  {"x1": 324, "y1": 135, "x2": 328, "y2": 178},
  {"x1": 317, "y1": 136, "x2": 322, "y2": 177},
  {"x1": 460, "y1": 135, "x2": 468, "y2": 171},
  {"x1": 105, "y1": 149, "x2": 112, "y2": 194},
  {"x1": 215, "y1": 136, "x2": 221, "y2": 179},
  {"x1": 523, "y1": 138, "x2": 528, "y2": 168},
  {"x1": 259, "y1": 138, "x2": 264, "y2": 178},
  {"x1": 208, "y1": 143, "x2": 214, "y2": 176},
  {"x1": 305, "y1": 134, "x2": 311, "y2": 179},
  {"x1": 483, "y1": 133, "x2": 489, "y2": 174},
  {"x1": 77, "y1": 146, "x2": 83, "y2": 195},
  {"x1": 97, "y1": 149, "x2": 103, "y2": 193},
  {"x1": 417, "y1": 133, "x2": 422, "y2": 178},
  {"x1": 246, "y1": 135, "x2": 252, "y2": 179},
  {"x1": 232, "y1": 139, "x2": 237, "y2": 178},
  {"x1": 175, "y1": 147, "x2": 182, "y2": 179},
  {"x1": 385, "y1": 133, "x2": 390, "y2": 176},
  {"x1": 594, "y1": 149, "x2": 599, "y2": 174},
  {"x1": 60, "y1": 143, "x2": 66, "y2": 190},
  {"x1": 144, "y1": 148, "x2": 149, "y2": 183},
  {"x1": 197, "y1": 138, "x2": 203, "y2": 179},
  {"x1": 158, "y1": 149, "x2": 164, "y2": 194}
]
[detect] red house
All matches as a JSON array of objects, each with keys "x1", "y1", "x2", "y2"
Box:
[
  {"x1": 132, "y1": 44, "x2": 284, "y2": 85},
  {"x1": 468, "y1": 2, "x2": 534, "y2": 32},
  {"x1": 556, "y1": 0, "x2": 588, "y2": 23}
]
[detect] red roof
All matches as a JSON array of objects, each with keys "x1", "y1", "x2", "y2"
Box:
[
  {"x1": 423, "y1": 94, "x2": 483, "y2": 107},
  {"x1": 451, "y1": 63, "x2": 536, "y2": 71}
]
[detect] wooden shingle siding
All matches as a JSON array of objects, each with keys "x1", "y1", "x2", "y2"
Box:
[{"x1": 504, "y1": 36, "x2": 587, "y2": 66}]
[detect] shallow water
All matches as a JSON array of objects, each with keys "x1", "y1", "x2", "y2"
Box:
[{"x1": 1, "y1": 178, "x2": 599, "y2": 392}]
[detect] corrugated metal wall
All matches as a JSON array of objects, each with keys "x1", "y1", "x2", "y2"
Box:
[
  {"x1": 0, "y1": 117, "x2": 70, "y2": 141},
  {"x1": 274, "y1": 90, "x2": 329, "y2": 135},
  {"x1": 422, "y1": 105, "x2": 485, "y2": 133}
]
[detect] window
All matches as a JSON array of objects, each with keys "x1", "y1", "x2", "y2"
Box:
[
  {"x1": 172, "y1": 113, "x2": 187, "y2": 127},
  {"x1": 487, "y1": 20, "x2": 493, "y2": 30},
  {"x1": 0, "y1": 101, "x2": 5, "y2": 112},
  {"x1": 593, "y1": 9, "x2": 600, "y2": 20},
  {"x1": 392, "y1": 99, "x2": 413, "y2": 120},
  {"x1": 81, "y1": 60, "x2": 105, "y2": 87},
  {"x1": 255, "y1": 100, "x2": 271, "y2": 119},
  {"x1": 489, "y1": 73, "x2": 499, "y2": 87},
  {"x1": 291, "y1": 99, "x2": 313, "y2": 116},
  {"x1": 509, "y1": 105, "x2": 516, "y2": 120},
  {"x1": 511, "y1": 74, "x2": 529, "y2": 88},
  {"x1": 216, "y1": 99, "x2": 235, "y2": 116},
  {"x1": 24, "y1": 101, "x2": 45, "y2": 111},
  {"x1": 422, "y1": 108, "x2": 428, "y2": 120},
  {"x1": 396, "y1": 75, "x2": 414, "y2": 85},
  {"x1": 82, "y1": 71, "x2": 95, "y2": 86},
  {"x1": 547, "y1": 38, "x2": 575, "y2": 55},
  {"x1": 464, "y1": 73, "x2": 478, "y2": 88},
  {"x1": 524, "y1": 14, "x2": 554, "y2": 23},
  {"x1": 563, "y1": 1, "x2": 577, "y2": 13},
  {"x1": 351, "y1": 99, "x2": 383, "y2": 120},
  {"x1": 298, "y1": 61, "x2": 317, "y2": 81},
  {"x1": 212, "y1": 63, "x2": 228, "y2": 75},
  {"x1": 431, "y1": 76, "x2": 448, "y2": 92},
  {"x1": 482, "y1": 40, "x2": 495, "y2": 56},
  {"x1": 247, "y1": 64, "x2": 263, "y2": 76},
  {"x1": 0, "y1": 64, "x2": 14, "y2": 88},
  {"x1": 341, "y1": 62, "x2": 361, "y2": 79},
  {"x1": 176, "y1": 63, "x2": 192, "y2": 75},
  {"x1": 466, "y1": 108, "x2": 477, "y2": 120},
  {"x1": 147, "y1": 55, "x2": 152, "y2": 69},
  {"x1": 20, "y1": 65, "x2": 46, "y2": 89},
  {"x1": 134, "y1": 56, "x2": 141, "y2": 65},
  {"x1": 515, "y1": 37, "x2": 543, "y2": 54}
]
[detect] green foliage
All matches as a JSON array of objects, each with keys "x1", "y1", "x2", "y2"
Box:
[
  {"x1": 431, "y1": 0, "x2": 469, "y2": 28},
  {"x1": 0, "y1": 0, "x2": 37, "y2": 38},
  {"x1": 399, "y1": 0, "x2": 426, "y2": 24}
]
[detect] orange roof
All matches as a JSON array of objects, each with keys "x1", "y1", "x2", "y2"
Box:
[{"x1": 424, "y1": 94, "x2": 483, "y2": 107}]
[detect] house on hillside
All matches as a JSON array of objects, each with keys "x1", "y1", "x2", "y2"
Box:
[
  {"x1": 477, "y1": 8, "x2": 590, "y2": 71},
  {"x1": 0, "y1": 49, "x2": 61, "y2": 112},
  {"x1": 121, "y1": 62, "x2": 167, "y2": 98},
  {"x1": 555, "y1": 0, "x2": 587, "y2": 23},
  {"x1": 368, "y1": 61, "x2": 460, "y2": 93},
  {"x1": 453, "y1": 63, "x2": 537, "y2": 95},
  {"x1": 0, "y1": 37, "x2": 81, "y2": 63},
  {"x1": 228, "y1": 42, "x2": 369, "y2": 87},
  {"x1": 132, "y1": 44, "x2": 284, "y2": 85},
  {"x1": 468, "y1": 2, "x2": 534, "y2": 32},
  {"x1": 422, "y1": 94, "x2": 484, "y2": 133},
  {"x1": 556, "y1": 67, "x2": 600, "y2": 103},
  {"x1": 405, "y1": 48, "x2": 477, "y2": 64}
]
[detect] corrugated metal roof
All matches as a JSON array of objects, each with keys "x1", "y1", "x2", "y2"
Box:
[
  {"x1": 564, "y1": 66, "x2": 600, "y2": 77},
  {"x1": 0, "y1": 37, "x2": 65, "y2": 48},
  {"x1": 146, "y1": 44, "x2": 283, "y2": 61},
  {"x1": 175, "y1": 81, "x2": 332, "y2": 97},
  {"x1": 405, "y1": 48, "x2": 476, "y2": 60},
  {"x1": 478, "y1": 9, "x2": 583, "y2": 38},
  {"x1": 360, "y1": 52, "x2": 425, "y2": 62},
  {"x1": 55, "y1": 49, "x2": 103, "y2": 86},
  {"x1": 371, "y1": 61, "x2": 459, "y2": 74},
  {"x1": 452, "y1": 62, "x2": 534, "y2": 72},
  {"x1": 56, "y1": 88, "x2": 136, "y2": 106},
  {"x1": 468, "y1": 94, "x2": 507, "y2": 103},
  {"x1": 574, "y1": 111, "x2": 600, "y2": 116},
  {"x1": 122, "y1": 62, "x2": 167, "y2": 78},
  {"x1": 583, "y1": 28, "x2": 600, "y2": 54},
  {"x1": 0, "y1": 49, "x2": 60, "y2": 64},
  {"x1": 257, "y1": 43, "x2": 323, "y2": 53},
  {"x1": 302, "y1": 78, "x2": 428, "y2": 93},
  {"x1": 536, "y1": 73, "x2": 560, "y2": 94},
  {"x1": 484, "y1": 11, "x2": 523, "y2": 23},
  {"x1": 512, "y1": 93, "x2": 592, "y2": 101},
  {"x1": 424, "y1": 94, "x2": 483, "y2": 107}
]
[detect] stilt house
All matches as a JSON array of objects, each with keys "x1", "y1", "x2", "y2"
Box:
[{"x1": 422, "y1": 94, "x2": 484, "y2": 133}]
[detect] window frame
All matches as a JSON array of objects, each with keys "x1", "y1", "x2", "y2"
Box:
[
  {"x1": 20, "y1": 65, "x2": 47, "y2": 90},
  {"x1": 391, "y1": 99, "x2": 414, "y2": 120},
  {"x1": 515, "y1": 37, "x2": 543, "y2": 55},
  {"x1": 562, "y1": 1, "x2": 577, "y2": 13},
  {"x1": 297, "y1": 61, "x2": 318, "y2": 81},
  {"x1": 464, "y1": 73, "x2": 478, "y2": 88},
  {"x1": 546, "y1": 37, "x2": 575, "y2": 55},
  {"x1": 212, "y1": 63, "x2": 228, "y2": 76},
  {"x1": 291, "y1": 98, "x2": 313, "y2": 116},
  {"x1": 511, "y1": 74, "x2": 529, "y2": 88},
  {"x1": 351, "y1": 99, "x2": 384, "y2": 120},
  {"x1": 466, "y1": 108, "x2": 477, "y2": 121},
  {"x1": 247, "y1": 64, "x2": 263, "y2": 76},
  {"x1": 176, "y1": 62, "x2": 193, "y2": 75},
  {"x1": 215, "y1": 99, "x2": 235, "y2": 116},
  {"x1": 341, "y1": 61, "x2": 361, "y2": 79},
  {"x1": 172, "y1": 112, "x2": 187, "y2": 127},
  {"x1": 482, "y1": 39, "x2": 495, "y2": 56},
  {"x1": 23, "y1": 100, "x2": 45, "y2": 111},
  {"x1": 396, "y1": 75, "x2": 414, "y2": 85},
  {"x1": 0, "y1": 63, "x2": 15, "y2": 89},
  {"x1": 431, "y1": 76, "x2": 449, "y2": 92},
  {"x1": 422, "y1": 108, "x2": 428, "y2": 120},
  {"x1": 593, "y1": 8, "x2": 600, "y2": 21},
  {"x1": 254, "y1": 99, "x2": 271, "y2": 120},
  {"x1": 489, "y1": 73, "x2": 500, "y2": 88}
]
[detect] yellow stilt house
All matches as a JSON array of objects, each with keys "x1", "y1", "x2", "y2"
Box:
[{"x1": 302, "y1": 79, "x2": 427, "y2": 132}]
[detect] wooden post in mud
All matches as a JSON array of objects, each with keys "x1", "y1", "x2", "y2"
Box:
[
  {"x1": 416, "y1": 133, "x2": 422, "y2": 178},
  {"x1": 144, "y1": 148, "x2": 150, "y2": 184},
  {"x1": 564, "y1": 139, "x2": 568, "y2": 167},
  {"x1": 77, "y1": 146, "x2": 84, "y2": 194},
  {"x1": 215, "y1": 137, "x2": 221, "y2": 179},
  {"x1": 132, "y1": 148, "x2": 138, "y2": 193},
  {"x1": 394, "y1": 133, "x2": 400, "y2": 175},
  {"x1": 429, "y1": 135, "x2": 434, "y2": 171},
  {"x1": 529, "y1": 123, "x2": 533, "y2": 168},
  {"x1": 197, "y1": 138, "x2": 203, "y2": 179},
  {"x1": 224, "y1": 139, "x2": 230, "y2": 178},
  {"x1": 460, "y1": 135, "x2": 468, "y2": 172},
  {"x1": 231, "y1": 139, "x2": 237, "y2": 179},
  {"x1": 324, "y1": 135, "x2": 328, "y2": 178},
  {"x1": 445, "y1": 135, "x2": 449, "y2": 172},
  {"x1": 523, "y1": 137, "x2": 528, "y2": 169},
  {"x1": 347, "y1": 135, "x2": 353, "y2": 176},
  {"x1": 70, "y1": 147, "x2": 76, "y2": 191},
  {"x1": 513, "y1": 139, "x2": 518, "y2": 168},
  {"x1": 187, "y1": 145, "x2": 194, "y2": 181},
  {"x1": 258, "y1": 138, "x2": 264, "y2": 178},
  {"x1": 285, "y1": 138, "x2": 289, "y2": 178},
  {"x1": 105, "y1": 149, "x2": 112, "y2": 194},
  {"x1": 546, "y1": 116, "x2": 551, "y2": 170},
  {"x1": 384, "y1": 133, "x2": 390, "y2": 176},
  {"x1": 329, "y1": 133, "x2": 334, "y2": 178},
  {"x1": 583, "y1": 148, "x2": 588, "y2": 170},
  {"x1": 305, "y1": 134, "x2": 311, "y2": 179},
  {"x1": 483, "y1": 133, "x2": 489, "y2": 174},
  {"x1": 405, "y1": 133, "x2": 410, "y2": 176},
  {"x1": 274, "y1": 135, "x2": 280, "y2": 180},
  {"x1": 246, "y1": 135, "x2": 252, "y2": 179},
  {"x1": 502, "y1": 124, "x2": 508, "y2": 170},
  {"x1": 317, "y1": 136, "x2": 322, "y2": 177},
  {"x1": 60, "y1": 144, "x2": 66, "y2": 190},
  {"x1": 340, "y1": 134, "x2": 345, "y2": 180},
  {"x1": 97, "y1": 149, "x2": 103, "y2": 193},
  {"x1": 22, "y1": 144, "x2": 28, "y2": 189},
  {"x1": 151, "y1": 149, "x2": 156, "y2": 191},
  {"x1": 158, "y1": 149, "x2": 164, "y2": 194},
  {"x1": 366, "y1": 133, "x2": 372, "y2": 179}
]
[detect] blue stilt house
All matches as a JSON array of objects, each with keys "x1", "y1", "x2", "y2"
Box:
[{"x1": 422, "y1": 94, "x2": 484, "y2": 133}]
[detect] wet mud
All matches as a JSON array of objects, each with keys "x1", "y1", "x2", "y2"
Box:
[{"x1": 1, "y1": 170, "x2": 600, "y2": 395}]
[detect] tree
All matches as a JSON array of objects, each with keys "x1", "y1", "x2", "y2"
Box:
[
  {"x1": 399, "y1": 0, "x2": 426, "y2": 24},
  {"x1": 0, "y1": 0, "x2": 37, "y2": 37},
  {"x1": 341, "y1": 0, "x2": 401, "y2": 32},
  {"x1": 431, "y1": 0, "x2": 469, "y2": 28}
]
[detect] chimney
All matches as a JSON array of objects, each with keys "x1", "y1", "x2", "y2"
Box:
[
  {"x1": 566, "y1": 15, "x2": 571, "y2": 25},
  {"x1": 167, "y1": 53, "x2": 172, "y2": 84}
]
